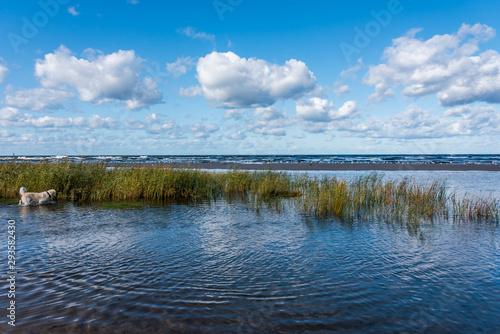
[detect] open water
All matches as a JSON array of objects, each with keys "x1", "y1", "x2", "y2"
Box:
[{"x1": 1, "y1": 154, "x2": 500, "y2": 165}]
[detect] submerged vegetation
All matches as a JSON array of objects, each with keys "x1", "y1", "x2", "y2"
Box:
[{"x1": 0, "y1": 161, "x2": 498, "y2": 223}]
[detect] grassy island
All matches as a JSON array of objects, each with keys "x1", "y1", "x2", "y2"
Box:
[{"x1": 1, "y1": 162, "x2": 498, "y2": 223}]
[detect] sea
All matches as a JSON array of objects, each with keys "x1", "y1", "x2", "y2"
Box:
[
  {"x1": 1, "y1": 155, "x2": 499, "y2": 333},
  {"x1": 2, "y1": 153, "x2": 500, "y2": 165}
]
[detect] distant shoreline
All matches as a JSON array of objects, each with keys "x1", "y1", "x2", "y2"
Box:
[
  {"x1": 4, "y1": 160, "x2": 500, "y2": 171},
  {"x1": 109, "y1": 162, "x2": 500, "y2": 171}
]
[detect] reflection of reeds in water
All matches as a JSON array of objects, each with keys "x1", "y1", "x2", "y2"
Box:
[{"x1": 0, "y1": 162, "x2": 498, "y2": 223}]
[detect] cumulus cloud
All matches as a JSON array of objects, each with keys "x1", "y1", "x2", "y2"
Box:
[
  {"x1": 0, "y1": 63, "x2": 8, "y2": 84},
  {"x1": 296, "y1": 98, "x2": 334, "y2": 122},
  {"x1": 4, "y1": 88, "x2": 75, "y2": 110},
  {"x1": 166, "y1": 56, "x2": 196, "y2": 77},
  {"x1": 365, "y1": 23, "x2": 500, "y2": 106},
  {"x1": 296, "y1": 98, "x2": 357, "y2": 122},
  {"x1": 197, "y1": 51, "x2": 317, "y2": 108},
  {"x1": 35, "y1": 45, "x2": 162, "y2": 109},
  {"x1": 0, "y1": 107, "x2": 118, "y2": 129}
]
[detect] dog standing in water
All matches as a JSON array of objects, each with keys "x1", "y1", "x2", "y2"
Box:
[{"x1": 19, "y1": 187, "x2": 56, "y2": 205}]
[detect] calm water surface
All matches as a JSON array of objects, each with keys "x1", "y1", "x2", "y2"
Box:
[{"x1": 1, "y1": 198, "x2": 499, "y2": 333}]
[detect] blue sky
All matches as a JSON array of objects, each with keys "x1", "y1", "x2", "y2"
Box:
[{"x1": 1, "y1": 0, "x2": 500, "y2": 155}]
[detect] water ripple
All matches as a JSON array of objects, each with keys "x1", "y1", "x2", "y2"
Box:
[{"x1": 1, "y1": 201, "x2": 499, "y2": 333}]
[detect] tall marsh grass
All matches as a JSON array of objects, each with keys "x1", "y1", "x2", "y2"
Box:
[{"x1": 0, "y1": 162, "x2": 498, "y2": 223}]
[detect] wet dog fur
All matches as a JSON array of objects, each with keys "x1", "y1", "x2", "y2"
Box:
[{"x1": 19, "y1": 187, "x2": 56, "y2": 205}]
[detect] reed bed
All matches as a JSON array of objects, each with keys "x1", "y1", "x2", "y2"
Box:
[{"x1": 0, "y1": 162, "x2": 498, "y2": 223}]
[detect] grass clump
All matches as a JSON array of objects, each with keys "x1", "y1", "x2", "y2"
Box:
[
  {"x1": 451, "y1": 192, "x2": 499, "y2": 221},
  {"x1": 297, "y1": 174, "x2": 450, "y2": 223},
  {"x1": 0, "y1": 162, "x2": 498, "y2": 223},
  {"x1": 0, "y1": 198, "x2": 19, "y2": 204}
]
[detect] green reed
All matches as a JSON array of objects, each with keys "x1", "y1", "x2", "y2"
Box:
[{"x1": 0, "y1": 162, "x2": 498, "y2": 223}]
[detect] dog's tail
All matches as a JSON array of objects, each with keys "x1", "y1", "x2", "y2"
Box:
[{"x1": 19, "y1": 187, "x2": 27, "y2": 196}]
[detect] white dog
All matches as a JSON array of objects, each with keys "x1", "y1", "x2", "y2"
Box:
[{"x1": 19, "y1": 187, "x2": 56, "y2": 206}]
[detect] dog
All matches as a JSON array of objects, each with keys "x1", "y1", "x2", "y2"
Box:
[{"x1": 19, "y1": 187, "x2": 56, "y2": 206}]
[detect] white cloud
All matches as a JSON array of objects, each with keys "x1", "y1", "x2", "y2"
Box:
[
  {"x1": 126, "y1": 113, "x2": 166, "y2": 131},
  {"x1": 188, "y1": 123, "x2": 219, "y2": 138},
  {"x1": 35, "y1": 45, "x2": 162, "y2": 110},
  {"x1": 68, "y1": 6, "x2": 80, "y2": 16},
  {"x1": 224, "y1": 106, "x2": 289, "y2": 136},
  {"x1": 148, "y1": 120, "x2": 177, "y2": 135},
  {"x1": 145, "y1": 113, "x2": 161, "y2": 124},
  {"x1": 125, "y1": 77, "x2": 163, "y2": 109},
  {"x1": 444, "y1": 104, "x2": 500, "y2": 136},
  {"x1": 365, "y1": 23, "x2": 500, "y2": 106},
  {"x1": 126, "y1": 119, "x2": 146, "y2": 129},
  {"x1": 253, "y1": 106, "x2": 284, "y2": 121},
  {"x1": 30, "y1": 115, "x2": 75, "y2": 128},
  {"x1": 0, "y1": 63, "x2": 8, "y2": 84},
  {"x1": 247, "y1": 106, "x2": 289, "y2": 136},
  {"x1": 340, "y1": 58, "x2": 363, "y2": 79},
  {"x1": 0, "y1": 129, "x2": 12, "y2": 137},
  {"x1": 296, "y1": 98, "x2": 357, "y2": 122},
  {"x1": 129, "y1": 113, "x2": 184, "y2": 138},
  {"x1": 443, "y1": 105, "x2": 472, "y2": 117},
  {"x1": 197, "y1": 51, "x2": 317, "y2": 108},
  {"x1": 336, "y1": 104, "x2": 500, "y2": 139},
  {"x1": 125, "y1": 113, "x2": 195, "y2": 140},
  {"x1": 363, "y1": 106, "x2": 447, "y2": 138},
  {"x1": 250, "y1": 120, "x2": 287, "y2": 136},
  {"x1": 227, "y1": 131, "x2": 246, "y2": 140},
  {"x1": 128, "y1": 0, "x2": 140, "y2": 4},
  {"x1": 176, "y1": 27, "x2": 215, "y2": 45},
  {"x1": 4, "y1": 88, "x2": 74, "y2": 110},
  {"x1": 0, "y1": 107, "x2": 32, "y2": 127},
  {"x1": 338, "y1": 101, "x2": 358, "y2": 119},
  {"x1": 179, "y1": 85, "x2": 202, "y2": 98},
  {"x1": 0, "y1": 107, "x2": 118, "y2": 129},
  {"x1": 333, "y1": 81, "x2": 351, "y2": 97},
  {"x1": 223, "y1": 108, "x2": 248, "y2": 120},
  {"x1": 88, "y1": 115, "x2": 118, "y2": 129},
  {"x1": 166, "y1": 56, "x2": 196, "y2": 77}
]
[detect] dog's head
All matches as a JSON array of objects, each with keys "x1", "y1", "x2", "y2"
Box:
[{"x1": 47, "y1": 189, "x2": 57, "y2": 199}]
